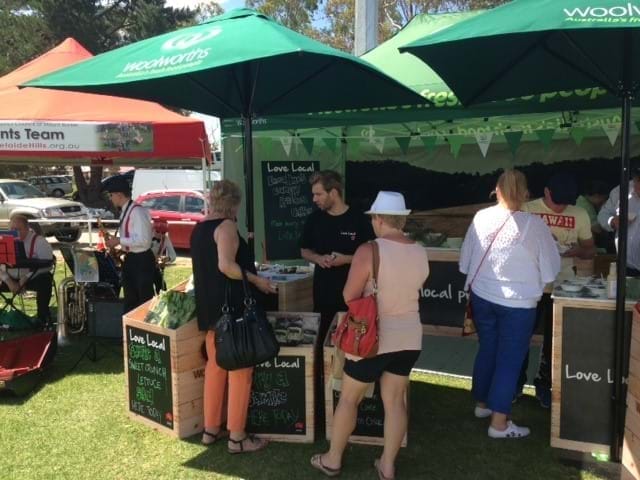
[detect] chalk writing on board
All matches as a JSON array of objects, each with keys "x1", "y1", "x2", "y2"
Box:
[
  {"x1": 126, "y1": 326, "x2": 173, "y2": 429},
  {"x1": 247, "y1": 355, "x2": 306, "y2": 435}
]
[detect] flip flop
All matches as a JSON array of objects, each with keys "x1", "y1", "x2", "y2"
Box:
[
  {"x1": 201, "y1": 429, "x2": 228, "y2": 446},
  {"x1": 310, "y1": 454, "x2": 341, "y2": 477},
  {"x1": 374, "y1": 459, "x2": 395, "y2": 480},
  {"x1": 227, "y1": 434, "x2": 268, "y2": 454}
]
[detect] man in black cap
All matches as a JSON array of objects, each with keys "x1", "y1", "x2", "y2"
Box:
[
  {"x1": 519, "y1": 173, "x2": 595, "y2": 408},
  {"x1": 598, "y1": 167, "x2": 640, "y2": 276},
  {"x1": 102, "y1": 175, "x2": 155, "y2": 313}
]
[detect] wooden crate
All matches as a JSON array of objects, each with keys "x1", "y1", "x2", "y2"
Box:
[
  {"x1": 247, "y1": 311, "x2": 320, "y2": 443},
  {"x1": 276, "y1": 275, "x2": 313, "y2": 312},
  {"x1": 551, "y1": 297, "x2": 634, "y2": 455},
  {"x1": 323, "y1": 313, "x2": 408, "y2": 447},
  {"x1": 122, "y1": 287, "x2": 206, "y2": 440},
  {"x1": 622, "y1": 307, "x2": 640, "y2": 479}
]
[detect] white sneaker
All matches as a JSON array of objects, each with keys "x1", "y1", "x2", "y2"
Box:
[
  {"x1": 474, "y1": 406, "x2": 492, "y2": 418},
  {"x1": 488, "y1": 421, "x2": 530, "y2": 439}
]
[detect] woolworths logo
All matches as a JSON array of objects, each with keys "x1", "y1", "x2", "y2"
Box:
[
  {"x1": 161, "y1": 27, "x2": 222, "y2": 51},
  {"x1": 564, "y1": 3, "x2": 640, "y2": 22}
]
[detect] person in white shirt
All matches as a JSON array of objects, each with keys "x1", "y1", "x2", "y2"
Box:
[
  {"x1": 597, "y1": 167, "x2": 640, "y2": 276},
  {"x1": 102, "y1": 176, "x2": 154, "y2": 312},
  {"x1": 0, "y1": 215, "x2": 54, "y2": 324},
  {"x1": 459, "y1": 169, "x2": 560, "y2": 439}
]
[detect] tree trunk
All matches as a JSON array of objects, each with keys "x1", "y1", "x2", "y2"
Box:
[{"x1": 73, "y1": 165, "x2": 107, "y2": 208}]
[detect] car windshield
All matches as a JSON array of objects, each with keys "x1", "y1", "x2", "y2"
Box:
[{"x1": 0, "y1": 182, "x2": 46, "y2": 199}]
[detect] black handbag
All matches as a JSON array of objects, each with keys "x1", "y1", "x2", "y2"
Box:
[{"x1": 214, "y1": 269, "x2": 280, "y2": 370}]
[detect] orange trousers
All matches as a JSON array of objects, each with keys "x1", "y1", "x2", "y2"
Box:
[{"x1": 204, "y1": 330, "x2": 253, "y2": 433}]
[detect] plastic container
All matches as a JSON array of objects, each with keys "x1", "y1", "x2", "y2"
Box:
[{"x1": 607, "y1": 262, "x2": 617, "y2": 299}]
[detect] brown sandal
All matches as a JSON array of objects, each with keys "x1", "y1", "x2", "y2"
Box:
[
  {"x1": 310, "y1": 454, "x2": 341, "y2": 477},
  {"x1": 227, "y1": 434, "x2": 268, "y2": 454},
  {"x1": 201, "y1": 429, "x2": 228, "y2": 446}
]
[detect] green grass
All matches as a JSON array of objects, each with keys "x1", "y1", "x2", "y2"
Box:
[{"x1": 0, "y1": 261, "x2": 612, "y2": 479}]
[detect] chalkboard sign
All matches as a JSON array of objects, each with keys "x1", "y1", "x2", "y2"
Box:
[
  {"x1": 559, "y1": 307, "x2": 630, "y2": 445},
  {"x1": 262, "y1": 161, "x2": 320, "y2": 260},
  {"x1": 248, "y1": 355, "x2": 307, "y2": 435},
  {"x1": 126, "y1": 326, "x2": 173, "y2": 429},
  {"x1": 332, "y1": 385, "x2": 385, "y2": 437},
  {"x1": 419, "y1": 260, "x2": 467, "y2": 326}
]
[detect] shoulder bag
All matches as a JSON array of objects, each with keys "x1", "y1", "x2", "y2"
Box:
[
  {"x1": 462, "y1": 214, "x2": 511, "y2": 336},
  {"x1": 215, "y1": 270, "x2": 280, "y2": 370},
  {"x1": 332, "y1": 241, "x2": 380, "y2": 358}
]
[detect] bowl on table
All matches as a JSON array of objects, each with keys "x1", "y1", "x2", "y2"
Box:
[
  {"x1": 560, "y1": 283, "x2": 583, "y2": 293},
  {"x1": 586, "y1": 285, "x2": 606, "y2": 296}
]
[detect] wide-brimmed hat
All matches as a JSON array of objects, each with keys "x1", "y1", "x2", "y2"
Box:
[
  {"x1": 102, "y1": 175, "x2": 131, "y2": 194},
  {"x1": 365, "y1": 191, "x2": 411, "y2": 216}
]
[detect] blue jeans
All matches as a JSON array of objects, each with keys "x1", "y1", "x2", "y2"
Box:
[{"x1": 471, "y1": 292, "x2": 537, "y2": 415}]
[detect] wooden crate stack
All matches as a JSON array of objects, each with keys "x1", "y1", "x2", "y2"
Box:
[
  {"x1": 623, "y1": 307, "x2": 640, "y2": 479},
  {"x1": 276, "y1": 275, "x2": 313, "y2": 312},
  {"x1": 123, "y1": 289, "x2": 206, "y2": 439},
  {"x1": 323, "y1": 313, "x2": 408, "y2": 447}
]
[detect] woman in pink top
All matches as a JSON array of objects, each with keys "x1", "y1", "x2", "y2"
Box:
[{"x1": 311, "y1": 191, "x2": 429, "y2": 480}]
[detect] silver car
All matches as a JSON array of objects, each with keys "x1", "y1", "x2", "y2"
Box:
[
  {"x1": 0, "y1": 180, "x2": 87, "y2": 242},
  {"x1": 26, "y1": 175, "x2": 73, "y2": 197}
]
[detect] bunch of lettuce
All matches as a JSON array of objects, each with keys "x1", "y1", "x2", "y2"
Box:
[{"x1": 144, "y1": 290, "x2": 195, "y2": 329}]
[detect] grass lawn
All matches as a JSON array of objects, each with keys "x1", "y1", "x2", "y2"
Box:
[{"x1": 0, "y1": 261, "x2": 612, "y2": 479}]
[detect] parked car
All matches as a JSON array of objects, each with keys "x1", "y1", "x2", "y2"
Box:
[
  {"x1": 0, "y1": 180, "x2": 87, "y2": 242},
  {"x1": 26, "y1": 175, "x2": 73, "y2": 197},
  {"x1": 136, "y1": 190, "x2": 206, "y2": 249}
]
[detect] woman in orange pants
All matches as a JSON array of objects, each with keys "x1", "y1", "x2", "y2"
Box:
[{"x1": 191, "y1": 180, "x2": 276, "y2": 454}]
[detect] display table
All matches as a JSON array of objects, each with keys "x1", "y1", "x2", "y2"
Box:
[
  {"x1": 551, "y1": 290, "x2": 634, "y2": 455},
  {"x1": 623, "y1": 306, "x2": 640, "y2": 479},
  {"x1": 122, "y1": 282, "x2": 205, "y2": 439},
  {"x1": 247, "y1": 311, "x2": 320, "y2": 443}
]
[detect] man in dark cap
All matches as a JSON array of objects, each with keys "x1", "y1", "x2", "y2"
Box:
[
  {"x1": 518, "y1": 173, "x2": 595, "y2": 408},
  {"x1": 102, "y1": 175, "x2": 155, "y2": 312}
]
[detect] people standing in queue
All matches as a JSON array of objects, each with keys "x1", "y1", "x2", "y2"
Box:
[
  {"x1": 191, "y1": 180, "x2": 275, "y2": 454},
  {"x1": 0, "y1": 214, "x2": 54, "y2": 325},
  {"x1": 300, "y1": 170, "x2": 374, "y2": 343},
  {"x1": 460, "y1": 170, "x2": 560, "y2": 439},
  {"x1": 311, "y1": 191, "x2": 429, "y2": 478},
  {"x1": 597, "y1": 167, "x2": 640, "y2": 277},
  {"x1": 519, "y1": 172, "x2": 595, "y2": 408},
  {"x1": 102, "y1": 176, "x2": 155, "y2": 313}
]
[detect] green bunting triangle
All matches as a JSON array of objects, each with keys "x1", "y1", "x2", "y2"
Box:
[
  {"x1": 504, "y1": 131, "x2": 523, "y2": 157},
  {"x1": 323, "y1": 137, "x2": 338, "y2": 153},
  {"x1": 421, "y1": 135, "x2": 437, "y2": 153},
  {"x1": 448, "y1": 136, "x2": 464, "y2": 159},
  {"x1": 570, "y1": 127, "x2": 588, "y2": 146},
  {"x1": 300, "y1": 137, "x2": 314, "y2": 156},
  {"x1": 347, "y1": 139, "x2": 360, "y2": 158},
  {"x1": 535, "y1": 129, "x2": 555, "y2": 151},
  {"x1": 260, "y1": 137, "x2": 273, "y2": 157},
  {"x1": 395, "y1": 137, "x2": 411, "y2": 155}
]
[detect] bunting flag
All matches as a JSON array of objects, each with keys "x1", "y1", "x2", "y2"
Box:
[
  {"x1": 535, "y1": 129, "x2": 555, "y2": 151},
  {"x1": 346, "y1": 139, "x2": 360, "y2": 158},
  {"x1": 300, "y1": 137, "x2": 314, "y2": 156},
  {"x1": 603, "y1": 123, "x2": 621, "y2": 146},
  {"x1": 570, "y1": 127, "x2": 587, "y2": 146},
  {"x1": 260, "y1": 137, "x2": 273, "y2": 157},
  {"x1": 395, "y1": 136, "x2": 411, "y2": 155},
  {"x1": 421, "y1": 135, "x2": 437, "y2": 153},
  {"x1": 370, "y1": 136, "x2": 385, "y2": 153},
  {"x1": 474, "y1": 132, "x2": 493, "y2": 158},
  {"x1": 504, "y1": 131, "x2": 523, "y2": 156},
  {"x1": 280, "y1": 136, "x2": 293, "y2": 156},
  {"x1": 448, "y1": 136, "x2": 464, "y2": 159},
  {"x1": 323, "y1": 137, "x2": 338, "y2": 153}
]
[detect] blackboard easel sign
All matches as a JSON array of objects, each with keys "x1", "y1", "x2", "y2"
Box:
[
  {"x1": 419, "y1": 260, "x2": 467, "y2": 327},
  {"x1": 126, "y1": 325, "x2": 173, "y2": 429},
  {"x1": 261, "y1": 161, "x2": 320, "y2": 260}
]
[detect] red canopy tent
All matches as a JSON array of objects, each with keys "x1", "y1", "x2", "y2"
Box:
[{"x1": 0, "y1": 38, "x2": 210, "y2": 166}]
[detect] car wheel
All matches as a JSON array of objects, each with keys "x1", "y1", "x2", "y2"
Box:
[
  {"x1": 52, "y1": 189, "x2": 64, "y2": 197},
  {"x1": 54, "y1": 229, "x2": 82, "y2": 243}
]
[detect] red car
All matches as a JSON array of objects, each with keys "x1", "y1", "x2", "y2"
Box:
[{"x1": 136, "y1": 190, "x2": 206, "y2": 249}]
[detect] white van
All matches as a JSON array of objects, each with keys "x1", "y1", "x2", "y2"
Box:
[{"x1": 132, "y1": 169, "x2": 221, "y2": 201}]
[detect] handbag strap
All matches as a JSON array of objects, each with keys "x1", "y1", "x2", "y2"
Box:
[
  {"x1": 240, "y1": 268, "x2": 256, "y2": 305},
  {"x1": 370, "y1": 240, "x2": 380, "y2": 293},
  {"x1": 468, "y1": 214, "x2": 511, "y2": 290}
]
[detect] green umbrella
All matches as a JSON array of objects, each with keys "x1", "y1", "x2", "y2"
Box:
[
  {"x1": 25, "y1": 8, "x2": 426, "y2": 251},
  {"x1": 400, "y1": 0, "x2": 639, "y2": 460}
]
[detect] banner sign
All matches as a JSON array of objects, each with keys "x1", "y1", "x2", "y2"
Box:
[{"x1": 0, "y1": 121, "x2": 153, "y2": 153}]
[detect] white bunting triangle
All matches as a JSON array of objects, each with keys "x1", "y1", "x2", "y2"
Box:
[
  {"x1": 280, "y1": 136, "x2": 293, "y2": 156},
  {"x1": 370, "y1": 137, "x2": 385, "y2": 153},
  {"x1": 603, "y1": 123, "x2": 621, "y2": 146},
  {"x1": 474, "y1": 132, "x2": 493, "y2": 158}
]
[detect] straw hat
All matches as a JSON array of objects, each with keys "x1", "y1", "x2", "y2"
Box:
[{"x1": 365, "y1": 191, "x2": 411, "y2": 216}]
